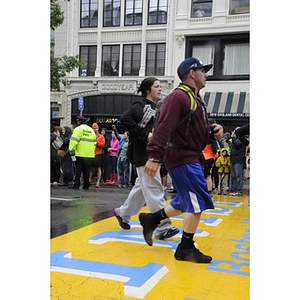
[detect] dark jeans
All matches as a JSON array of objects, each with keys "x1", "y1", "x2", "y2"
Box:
[
  {"x1": 61, "y1": 153, "x2": 74, "y2": 184},
  {"x1": 74, "y1": 157, "x2": 93, "y2": 189},
  {"x1": 230, "y1": 162, "x2": 244, "y2": 193},
  {"x1": 118, "y1": 158, "x2": 129, "y2": 185}
]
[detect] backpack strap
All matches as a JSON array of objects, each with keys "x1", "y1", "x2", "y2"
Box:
[{"x1": 176, "y1": 84, "x2": 197, "y2": 113}]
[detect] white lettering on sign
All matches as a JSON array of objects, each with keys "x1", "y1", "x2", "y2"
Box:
[{"x1": 100, "y1": 83, "x2": 136, "y2": 93}]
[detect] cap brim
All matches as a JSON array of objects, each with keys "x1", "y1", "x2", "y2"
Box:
[{"x1": 203, "y1": 64, "x2": 213, "y2": 73}]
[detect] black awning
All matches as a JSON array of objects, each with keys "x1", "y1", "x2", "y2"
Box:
[{"x1": 203, "y1": 92, "x2": 249, "y2": 117}]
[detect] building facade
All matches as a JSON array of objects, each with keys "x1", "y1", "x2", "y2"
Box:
[{"x1": 51, "y1": 0, "x2": 250, "y2": 131}]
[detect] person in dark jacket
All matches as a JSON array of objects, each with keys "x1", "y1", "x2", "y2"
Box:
[
  {"x1": 138, "y1": 57, "x2": 223, "y2": 263},
  {"x1": 228, "y1": 129, "x2": 246, "y2": 196},
  {"x1": 59, "y1": 126, "x2": 74, "y2": 187},
  {"x1": 114, "y1": 77, "x2": 179, "y2": 240}
]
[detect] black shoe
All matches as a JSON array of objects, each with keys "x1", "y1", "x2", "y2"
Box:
[
  {"x1": 166, "y1": 187, "x2": 176, "y2": 193},
  {"x1": 155, "y1": 227, "x2": 180, "y2": 240},
  {"x1": 174, "y1": 242, "x2": 212, "y2": 263},
  {"x1": 114, "y1": 210, "x2": 130, "y2": 230},
  {"x1": 139, "y1": 213, "x2": 158, "y2": 246}
]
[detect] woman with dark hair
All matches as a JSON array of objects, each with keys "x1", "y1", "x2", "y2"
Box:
[{"x1": 114, "y1": 77, "x2": 179, "y2": 240}]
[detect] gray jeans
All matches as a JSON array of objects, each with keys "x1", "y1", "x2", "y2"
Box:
[{"x1": 115, "y1": 165, "x2": 173, "y2": 237}]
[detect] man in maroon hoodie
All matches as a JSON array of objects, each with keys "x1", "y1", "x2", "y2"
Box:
[{"x1": 139, "y1": 57, "x2": 223, "y2": 263}]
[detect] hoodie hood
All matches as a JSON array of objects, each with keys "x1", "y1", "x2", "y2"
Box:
[{"x1": 220, "y1": 148, "x2": 229, "y2": 157}]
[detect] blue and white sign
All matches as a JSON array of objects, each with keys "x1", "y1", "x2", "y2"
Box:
[{"x1": 78, "y1": 97, "x2": 84, "y2": 111}]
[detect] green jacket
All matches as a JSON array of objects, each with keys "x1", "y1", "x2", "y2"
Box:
[{"x1": 69, "y1": 124, "x2": 96, "y2": 158}]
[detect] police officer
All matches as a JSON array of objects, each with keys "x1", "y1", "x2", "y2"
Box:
[{"x1": 69, "y1": 116, "x2": 96, "y2": 189}]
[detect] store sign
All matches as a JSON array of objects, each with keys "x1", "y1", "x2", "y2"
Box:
[
  {"x1": 95, "y1": 117, "x2": 121, "y2": 124},
  {"x1": 99, "y1": 82, "x2": 136, "y2": 93},
  {"x1": 209, "y1": 112, "x2": 250, "y2": 117}
]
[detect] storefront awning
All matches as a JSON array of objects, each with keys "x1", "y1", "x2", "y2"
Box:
[{"x1": 203, "y1": 92, "x2": 249, "y2": 117}]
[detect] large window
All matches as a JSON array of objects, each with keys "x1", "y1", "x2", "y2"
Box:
[
  {"x1": 102, "y1": 45, "x2": 120, "y2": 76},
  {"x1": 79, "y1": 45, "x2": 97, "y2": 76},
  {"x1": 103, "y1": 0, "x2": 121, "y2": 27},
  {"x1": 123, "y1": 44, "x2": 141, "y2": 76},
  {"x1": 148, "y1": 0, "x2": 167, "y2": 25},
  {"x1": 125, "y1": 0, "x2": 143, "y2": 26},
  {"x1": 223, "y1": 44, "x2": 249, "y2": 75},
  {"x1": 229, "y1": 0, "x2": 249, "y2": 15},
  {"x1": 186, "y1": 33, "x2": 249, "y2": 81},
  {"x1": 146, "y1": 43, "x2": 165, "y2": 76},
  {"x1": 80, "y1": 0, "x2": 98, "y2": 28},
  {"x1": 191, "y1": 0, "x2": 212, "y2": 18}
]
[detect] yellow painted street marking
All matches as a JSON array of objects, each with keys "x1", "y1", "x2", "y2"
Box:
[{"x1": 51, "y1": 195, "x2": 249, "y2": 299}]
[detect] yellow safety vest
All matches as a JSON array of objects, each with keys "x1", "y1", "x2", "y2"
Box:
[{"x1": 69, "y1": 124, "x2": 96, "y2": 158}]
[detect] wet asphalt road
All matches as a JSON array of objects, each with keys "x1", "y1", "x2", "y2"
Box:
[{"x1": 50, "y1": 183, "x2": 132, "y2": 238}]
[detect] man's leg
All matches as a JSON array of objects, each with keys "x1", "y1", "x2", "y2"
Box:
[
  {"x1": 139, "y1": 163, "x2": 212, "y2": 263},
  {"x1": 138, "y1": 166, "x2": 178, "y2": 238},
  {"x1": 74, "y1": 157, "x2": 83, "y2": 188}
]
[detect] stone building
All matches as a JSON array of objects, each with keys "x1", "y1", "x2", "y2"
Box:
[{"x1": 51, "y1": 0, "x2": 249, "y2": 131}]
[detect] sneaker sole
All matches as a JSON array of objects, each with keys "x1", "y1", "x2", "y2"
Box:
[
  {"x1": 174, "y1": 253, "x2": 212, "y2": 263},
  {"x1": 155, "y1": 228, "x2": 180, "y2": 240}
]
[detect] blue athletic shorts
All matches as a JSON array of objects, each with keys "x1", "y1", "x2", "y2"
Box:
[{"x1": 168, "y1": 162, "x2": 214, "y2": 213}]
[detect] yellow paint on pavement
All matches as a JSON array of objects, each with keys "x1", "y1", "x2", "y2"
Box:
[{"x1": 51, "y1": 195, "x2": 249, "y2": 299}]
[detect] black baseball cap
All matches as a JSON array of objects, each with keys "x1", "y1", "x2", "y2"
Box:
[
  {"x1": 76, "y1": 115, "x2": 89, "y2": 122},
  {"x1": 177, "y1": 57, "x2": 213, "y2": 80}
]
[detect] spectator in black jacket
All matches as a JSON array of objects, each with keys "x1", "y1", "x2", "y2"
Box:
[{"x1": 229, "y1": 129, "x2": 246, "y2": 196}]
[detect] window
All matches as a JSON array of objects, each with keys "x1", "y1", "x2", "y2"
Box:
[
  {"x1": 80, "y1": 0, "x2": 98, "y2": 28},
  {"x1": 191, "y1": 0, "x2": 212, "y2": 18},
  {"x1": 192, "y1": 45, "x2": 214, "y2": 75},
  {"x1": 223, "y1": 44, "x2": 249, "y2": 75},
  {"x1": 125, "y1": 0, "x2": 143, "y2": 26},
  {"x1": 123, "y1": 44, "x2": 141, "y2": 76},
  {"x1": 103, "y1": 0, "x2": 121, "y2": 27},
  {"x1": 146, "y1": 43, "x2": 165, "y2": 76},
  {"x1": 229, "y1": 0, "x2": 249, "y2": 15},
  {"x1": 102, "y1": 45, "x2": 120, "y2": 76},
  {"x1": 148, "y1": 0, "x2": 167, "y2": 25},
  {"x1": 79, "y1": 46, "x2": 97, "y2": 76},
  {"x1": 186, "y1": 33, "x2": 249, "y2": 80}
]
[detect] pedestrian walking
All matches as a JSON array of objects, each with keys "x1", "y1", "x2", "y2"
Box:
[
  {"x1": 139, "y1": 57, "x2": 223, "y2": 263},
  {"x1": 114, "y1": 77, "x2": 179, "y2": 240}
]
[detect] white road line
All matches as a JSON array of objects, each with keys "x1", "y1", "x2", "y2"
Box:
[{"x1": 51, "y1": 197, "x2": 78, "y2": 201}]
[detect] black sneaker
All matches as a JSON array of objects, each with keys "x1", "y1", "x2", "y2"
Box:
[
  {"x1": 174, "y1": 242, "x2": 212, "y2": 263},
  {"x1": 114, "y1": 210, "x2": 130, "y2": 230},
  {"x1": 154, "y1": 227, "x2": 180, "y2": 240},
  {"x1": 139, "y1": 213, "x2": 158, "y2": 246}
]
